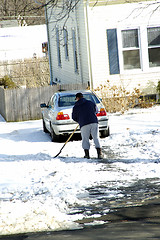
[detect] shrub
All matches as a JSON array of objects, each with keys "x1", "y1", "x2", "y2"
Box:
[
  {"x1": 0, "y1": 58, "x2": 50, "y2": 88},
  {"x1": 138, "y1": 96, "x2": 154, "y2": 108},
  {"x1": 157, "y1": 81, "x2": 160, "y2": 95},
  {"x1": 0, "y1": 75, "x2": 16, "y2": 88},
  {"x1": 94, "y1": 80, "x2": 142, "y2": 114},
  {"x1": 12, "y1": 58, "x2": 50, "y2": 88}
]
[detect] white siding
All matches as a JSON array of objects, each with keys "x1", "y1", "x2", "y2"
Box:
[
  {"x1": 46, "y1": 0, "x2": 90, "y2": 85},
  {"x1": 87, "y1": 1, "x2": 160, "y2": 93},
  {"x1": 46, "y1": 0, "x2": 160, "y2": 94},
  {"x1": 76, "y1": 1, "x2": 91, "y2": 85}
]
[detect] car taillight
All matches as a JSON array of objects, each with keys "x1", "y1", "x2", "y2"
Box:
[
  {"x1": 56, "y1": 112, "x2": 70, "y2": 120},
  {"x1": 96, "y1": 108, "x2": 107, "y2": 117}
]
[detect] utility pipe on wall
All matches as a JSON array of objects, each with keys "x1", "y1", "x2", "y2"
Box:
[{"x1": 85, "y1": 0, "x2": 93, "y2": 90}]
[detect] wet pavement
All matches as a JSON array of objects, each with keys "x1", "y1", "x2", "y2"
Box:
[
  {"x1": 1, "y1": 199, "x2": 160, "y2": 240},
  {"x1": 1, "y1": 157, "x2": 160, "y2": 239}
]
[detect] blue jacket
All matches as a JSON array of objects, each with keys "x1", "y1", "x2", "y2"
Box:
[{"x1": 72, "y1": 98, "x2": 98, "y2": 128}]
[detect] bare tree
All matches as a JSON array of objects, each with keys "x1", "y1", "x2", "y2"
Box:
[
  {"x1": 0, "y1": 0, "x2": 45, "y2": 25},
  {"x1": 1, "y1": 0, "x2": 160, "y2": 26},
  {"x1": 0, "y1": 0, "x2": 80, "y2": 26},
  {"x1": 32, "y1": 0, "x2": 160, "y2": 26},
  {"x1": 31, "y1": 0, "x2": 80, "y2": 26}
]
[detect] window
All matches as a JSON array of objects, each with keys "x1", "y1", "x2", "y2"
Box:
[
  {"x1": 107, "y1": 26, "x2": 160, "y2": 74},
  {"x1": 63, "y1": 28, "x2": 69, "y2": 60},
  {"x1": 58, "y1": 95, "x2": 76, "y2": 107},
  {"x1": 56, "y1": 27, "x2": 61, "y2": 67},
  {"x1": 121, "y1": 29, "x2": 141, "y2": 70},
  {"x1": 147, "y1": 27, "x2": 160, "y2": 67},
  {"x1": 83, "y1": 93, "x2": 100, "y2": 104},
  {"x1": 48, "y1": 95, "x2": 56, "y2": 107},
  {"x1": 72, "y1": 29, "x2": 78, "y2": 73},
  {"x1": 58, "y1": 93, "x2": 100, "y2": 107}
]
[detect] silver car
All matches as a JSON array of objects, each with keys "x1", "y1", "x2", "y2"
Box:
[{"x1": 40, "y1": 90, "x2": 110, "y2": 142}]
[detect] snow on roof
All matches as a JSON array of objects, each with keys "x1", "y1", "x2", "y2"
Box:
[{"x1": 0, "y1": 25, "x2": 47, "y2": 61}]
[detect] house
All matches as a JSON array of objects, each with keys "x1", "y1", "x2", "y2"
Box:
[{"x1": 46, "y1": 0, "x2": 160, "y2": 94}]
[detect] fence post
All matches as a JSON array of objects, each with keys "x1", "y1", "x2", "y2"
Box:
[{"x1": 0, "y1": 87, "x2": 6, "y2": 120}]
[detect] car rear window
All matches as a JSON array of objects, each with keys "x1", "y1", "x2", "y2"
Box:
[
  {"x1": 58, "y1": 93, "x2": 100, "y2": 107},
  {"x1": 84, "y1": 93, "x2": 100, "y2": 104},
  {"x1": 58, "y1": 95, "x2": 76, "y2": 107}
]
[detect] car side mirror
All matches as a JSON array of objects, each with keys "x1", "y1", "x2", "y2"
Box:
[{"x1": 40, "y1": 103, "x2": 47, "y2": 108}]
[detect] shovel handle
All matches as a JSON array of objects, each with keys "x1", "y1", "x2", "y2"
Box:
[
  {"x1": 54, "y1": 124, "x2": 79, "y2": 158},
  {"x1": 64, "y1": 124, "x2": 79, "y2": 146}
]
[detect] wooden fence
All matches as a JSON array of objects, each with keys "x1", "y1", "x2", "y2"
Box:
[{"x1": 0, "y1": 83, "x2": 88, "y2": 122}]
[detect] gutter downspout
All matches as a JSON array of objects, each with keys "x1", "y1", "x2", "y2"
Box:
[
  {"x1": 85, "y1": 0, "x2": 93, "y2": 90},
  {"x1": 45, "y1": 6, "x2": 54, "y2": 85}
]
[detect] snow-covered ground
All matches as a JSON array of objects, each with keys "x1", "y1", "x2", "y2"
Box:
[{"x1": 0, "y1": 106, "x2": 160, "y2": 235}]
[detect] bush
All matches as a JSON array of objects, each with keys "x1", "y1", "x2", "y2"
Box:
[
  {"x1": 94, "y1": 80, "x2": 158, "y2": 113},
  {"x1": 0, "y1": 75, "x2": 16, "y2": 88},
  {"x1": 157, "y1": 81, "x2": 160, "y2": 95},
  {"x1": 0, "y1": 58, "x2": 50, "y2": 88},
  {"x1": 94, "y1": 80, "x2": 142, "y2": 114},
  {"x1": 12, "y1": 58, "x2": 50, "y2": 88}
]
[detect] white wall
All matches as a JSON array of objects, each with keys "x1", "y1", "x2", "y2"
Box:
[
  {"x1": 0, "y1": 25, "x2": 47, "y2": 61},
  {"x1": 46, "y1": 0, "x2": 160, "y2": 93},
  {"x1": 46, "y1": 0, "x2": 90, "y2": 85},
  {"x1": 87, "y1": 1, "x2": 160, "y2": 93}
]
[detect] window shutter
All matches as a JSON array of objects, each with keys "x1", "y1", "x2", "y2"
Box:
[
  {"x1": 72, "y1": 29, "x2": 78, "y2": 73},
  {"x1": 107, "y1": 29, "x2": 120, "y2": 74},
  {"x1": 63, "y1": 28, "x2": 69, "y2": 60},
  {"x1": 56, "y1": 27, "x2": 61, "y2": 67}
]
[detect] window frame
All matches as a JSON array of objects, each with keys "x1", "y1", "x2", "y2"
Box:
[
  {"x1": 118, "y1": 27, "x2": 142, "y2": 72},
  {"x1": 147, "y1": 26, "x2": 160, "y2": 68},
  {"x1": 116, "y1": 25, "x2": 160, "y2": 74}
]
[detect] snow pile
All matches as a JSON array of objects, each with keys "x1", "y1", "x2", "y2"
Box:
[{"x1": 0, "y1": 106, "x2": 160, "y2": 235}]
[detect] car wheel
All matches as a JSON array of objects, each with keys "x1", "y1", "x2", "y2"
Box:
[
  {"x1": 100, "y1": 127, "x2": 110, "y2": 138},
  {"x1": 50, "y1": 124, "x2": 60, "y2": 142},
  {"x1": 42, "y1": 118, "x2": 48, "y2": 133}
]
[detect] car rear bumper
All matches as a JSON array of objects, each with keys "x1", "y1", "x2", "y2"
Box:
[{"x1": 52, "y1": 119, "x2": 109, "y2": 135}]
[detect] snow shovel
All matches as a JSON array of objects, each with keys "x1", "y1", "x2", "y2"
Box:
[{"x1": 54, "y1": 124, "x2": 79, "y2": 158}]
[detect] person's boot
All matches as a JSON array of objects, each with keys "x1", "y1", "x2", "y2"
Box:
[
  {"x1": 96, "y1": 148, "x2": 103, "y2": 159},
  {"x1": 84, "y1": 149, "x2": 90, "y2": 159}
]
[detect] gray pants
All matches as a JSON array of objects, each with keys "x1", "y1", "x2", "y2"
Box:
[{"x1": 80, "y1": 123, "x2": 101, "y2": 150}]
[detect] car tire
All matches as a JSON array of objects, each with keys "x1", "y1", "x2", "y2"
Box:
[
  {"x1": 100, "y1": 127, "x2": 110, "y2": 138},
  {"x1": 50, "y1": 124, "x2": 60, "y2": 142},
  {"x1": 42, "y1": 118, "x2": 49, "y2": 133}
]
